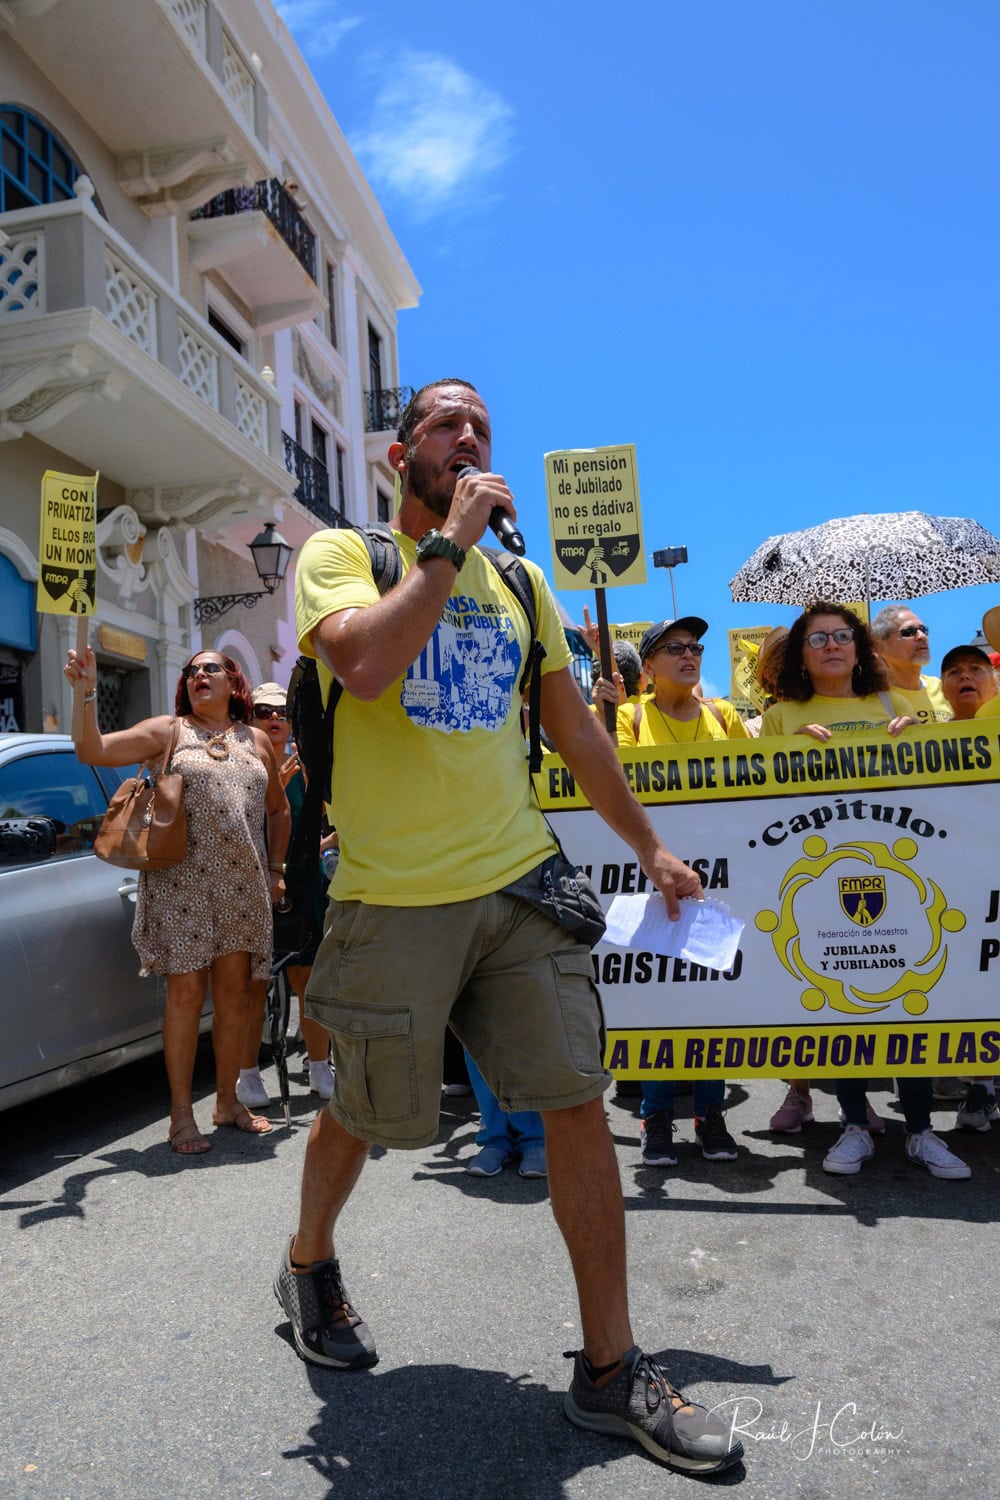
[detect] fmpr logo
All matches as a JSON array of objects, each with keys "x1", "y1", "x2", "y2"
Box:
[
  {"x1": 755, "y1": 836, "x2": 966, "y2": 1017},
  {"x1": 838, "y1": 875, "x2": 886, "y2": 927}
]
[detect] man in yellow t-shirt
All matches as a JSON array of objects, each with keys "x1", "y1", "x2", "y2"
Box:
[
  {"x1": 276, "y1": 380, "x2": 740, "y2": 1475},
  {"x1": 870, "y1": 605, "x2": 951, "y2": 723}
]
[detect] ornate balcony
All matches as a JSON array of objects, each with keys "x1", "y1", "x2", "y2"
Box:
[
  {"x1": 1, "y1": 0, "x2": 270, "y2": 214},
  {"x1": 282, "y1": 433, "x2": 348, "y2": 529},
  {"x1": 187, "y1": 179, "x2": 324, "y2": 334},
  {"x1": 364, "y1": 385, "x2": 414, "y2": 434},
  {"x1": 0, "y1": 188, "x2": 291, "y2": 529}
]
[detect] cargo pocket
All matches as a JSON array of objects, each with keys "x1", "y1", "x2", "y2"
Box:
[
  {"x1": 553, "y1": 948, "x2": 607, "y2": 1074},
  {"x1": 323, "y1": 1003, "x2": 418, "y2": 1125}
]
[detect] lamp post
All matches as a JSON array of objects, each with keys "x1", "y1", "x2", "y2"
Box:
[
  {"x1": 193, "y1": 522, "x2": 293, "y2": 626},
  {"x1": 652, "y1": 545, "x2": 689, "y2": 618}
]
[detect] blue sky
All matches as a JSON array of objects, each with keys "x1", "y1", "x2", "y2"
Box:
[{"x1": 278, "y1": 0, "x2": 999, "y2": 695}]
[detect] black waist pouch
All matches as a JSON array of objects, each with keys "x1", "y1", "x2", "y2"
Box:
[{"x1": 505, "y1": 853, "x2": 607, "y2": 949}]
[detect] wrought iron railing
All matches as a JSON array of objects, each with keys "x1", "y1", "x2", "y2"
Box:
[
  {"x1": 191, "y1": 178, "x2": 316, "y2": 280},
  {"x1": 364, "y1": 384, "x2": 414, "y2": 433},
  {"x1": 282, "y1": 433, "x2": 348, "y2": 527}
]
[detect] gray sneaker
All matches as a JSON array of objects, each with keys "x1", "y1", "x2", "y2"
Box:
[
  {"x1": 274, "y1": 1236, "x2": 378, "y2": 1369},
  {"x1": 564, "y1": 1345, "x2": 743, "y2": 1473},
  {"x1": 956, "y1": 1083, "x2": 999, "y2": 1132}
]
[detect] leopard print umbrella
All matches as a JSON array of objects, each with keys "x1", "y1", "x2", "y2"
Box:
[{"x1": 729, "y1": 511, "x2": 1000, "y2": 605}]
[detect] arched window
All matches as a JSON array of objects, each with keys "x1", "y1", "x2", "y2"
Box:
[{"x1": 1, "y1": 106, "x2": 80, "y2": 212}]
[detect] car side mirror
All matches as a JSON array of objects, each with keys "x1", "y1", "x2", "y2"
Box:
[{"x1": 0, "y1": 817, "x2": 58, "y2": 863}]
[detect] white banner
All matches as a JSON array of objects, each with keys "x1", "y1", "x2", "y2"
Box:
[{"x1": 537, "y1": 722, "x2": 1000, "y2": 1079}]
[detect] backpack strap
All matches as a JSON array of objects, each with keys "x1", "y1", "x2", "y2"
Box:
[
  {"x1": 702, "y1": 698, "x2": 728, "y2": 732},
  {"x1": 479, "y1": 547, "x2": 547, "y2": 774}
]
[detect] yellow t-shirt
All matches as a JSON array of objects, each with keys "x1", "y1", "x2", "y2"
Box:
[
  {"x1": 294, "y1": 529, "x2": 571, "y2": 905},
  {"x1": 892, "y1": 676, "x2": 952, "y2": 725},
  {"x1": 761, "y1": 690, "x2": 913, "y2": 737},
  {"x1": 975, "y1": 695, "x2": 1000, "y2": 719},
  {"x1": 617, "y1": 696, "x2": 749, "y2": 747}
]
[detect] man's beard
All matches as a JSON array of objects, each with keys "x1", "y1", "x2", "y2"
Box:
[{"x1": 404, "y1": 447, "x2": 451, "y2": 519}]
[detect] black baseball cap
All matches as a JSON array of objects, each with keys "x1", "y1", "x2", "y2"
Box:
[
  {"x1": 940, "y1": 644, "x2": 993, "y2": 674},
  {"x1": 639, "y1": 617, "x2": 709, "y2": 661}
]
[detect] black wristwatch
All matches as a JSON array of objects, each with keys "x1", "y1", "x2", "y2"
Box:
[{"x1": 415, "y1": 529, "x2": 466, "y2": 571}]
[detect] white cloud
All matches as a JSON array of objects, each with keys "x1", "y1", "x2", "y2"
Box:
[
  {"x1": 275, "y1": 1, "x2": 361, "y2": 58},
  {"x1": 350, "y1": 52, "x2": 514, "y2": 215}
]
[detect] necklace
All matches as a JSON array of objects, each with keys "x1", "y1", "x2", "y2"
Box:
[
  {"x1": 650, "y1": 701, "x2": 704, "y2": 743},
  {"x1": 189, "y1": 714, "x2": 234, "y2": 760}
]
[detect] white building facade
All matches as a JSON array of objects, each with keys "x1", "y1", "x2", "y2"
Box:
[{"x1": 0, "y1": 0, "x2": 419, "y2": 731}]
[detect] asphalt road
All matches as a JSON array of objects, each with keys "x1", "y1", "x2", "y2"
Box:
[{"x1": 4, "y1": 1046, "x2": 998, "y2": 1500}]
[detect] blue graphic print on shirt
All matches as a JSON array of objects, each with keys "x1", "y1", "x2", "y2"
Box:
[{"x1": 400, "y1": 592, "x2": 522, "y2": 734}]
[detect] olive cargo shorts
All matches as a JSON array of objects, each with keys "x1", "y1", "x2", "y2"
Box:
[{"x1": 304, "y1": 887, "x2": 611, "y2": 1148}]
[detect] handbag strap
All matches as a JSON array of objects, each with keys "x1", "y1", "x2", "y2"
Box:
[{"x1": 152, "y1": 717, "x2": 181, "y2": 780}]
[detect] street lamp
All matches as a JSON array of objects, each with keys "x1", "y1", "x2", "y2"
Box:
[
  {"x1": 193, "y1": 522, "x2": 293, "y2": 626},
  {"x1": 652, "y1": 545, "x2": 689, "y2": 618}
]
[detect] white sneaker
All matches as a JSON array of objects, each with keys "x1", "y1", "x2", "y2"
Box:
[
  {"x1": 906, "y1": 1128, "x2": 971, "y2": 1179},
  {"x1": 823, "y1": 1124, "x2": 874, "y2": 1175},
  {"x1": 309, "y1": 1060, "x2": 335, "y2": 1100},
  {"x1": 236, "y1": 1067, "x2": 270, "y2": 1108}
]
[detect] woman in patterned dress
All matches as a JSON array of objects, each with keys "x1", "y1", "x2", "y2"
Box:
[{"x1": 65, "y1": 647, "x2": 291, "y2": 1155}]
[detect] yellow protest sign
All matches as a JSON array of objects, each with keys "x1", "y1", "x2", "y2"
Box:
[
  {"x1": 611, "y1": 622, "x2": 653, "y2": 651},
  {"x1": 544, "y1": 444, "x2": 646, "y2": 590},
  {"x1": 728, "y1": 626, "x2": 773, "y2": 713},
  {"x1": 843, "y1": 600, "x2": 870, "y2": 625},
  {"x1": 37, "y1": 470, "x2": 98, "y2": 615}
]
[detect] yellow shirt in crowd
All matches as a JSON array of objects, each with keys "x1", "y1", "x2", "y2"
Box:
[
  {"x1": 975, "y1": 695, "x2": 1000, "y2": 719},
  {"x1": 760, "y1": 690, "x2": 913, "y2": 737},
  {"x1": 891, "y1": 675, "x2": 952, "y2": 724},
  {"x1": 295, "y1": 529, "x2": 571, "y2": 906},
  {"x1": 617, "y1": 696, "x2": 749, "y2": 746}
]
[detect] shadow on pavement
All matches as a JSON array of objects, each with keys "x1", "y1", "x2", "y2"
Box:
[{"x1": 272, "y1": 1349, "x2": 783, "y2": 1495}]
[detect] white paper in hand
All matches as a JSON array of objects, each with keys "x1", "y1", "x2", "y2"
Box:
[{"x1": 603, "y1": 893, "x2": 744, "y2": 972}]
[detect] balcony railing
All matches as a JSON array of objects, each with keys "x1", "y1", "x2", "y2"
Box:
[
  {"x1": 364, "y1": 384, "x2": 414, "y2": 434},
  {"x1": 0, "y1": 192, "x2": 280, "y2": 461},
  {"x1": 191, "y1": 179, "x2": 316, "y2": 280},
  {"x1": 283, "y1": 433, "x2": 348, "y2": 528}
]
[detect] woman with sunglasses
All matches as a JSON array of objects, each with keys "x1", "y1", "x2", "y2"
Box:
[
  {"x1": 64, "y1": 647, "x2": 290, "y2": 1154},
  {"x1": 617, "y1": 617, "x2": 750, "y2": 747},
  {"x1": 612, "y1": 617, "x2": 748, "y2": 1168},
  {"x1": 759, "y1": 605, "x2": 970, "y2": 1179}
]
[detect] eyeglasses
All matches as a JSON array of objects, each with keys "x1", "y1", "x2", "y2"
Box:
[
  {"x1": 183, "y1": 661, "x2": 226, "y2": 679},
  {"x1": 804, "y1": 628, "x2": 855, "y2": 649},
  {"x1": 253, "y1": 705, "x2": 288, "y2": 720},
  {"x1": 656, "y1": 641, "x2": 705, "y2": 657},
  {"x1": 897, "y1": 624, "x2": 929, "y2": 638}
]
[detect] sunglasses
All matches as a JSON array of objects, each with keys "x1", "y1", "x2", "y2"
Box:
[
  {"x1": 657, "y1": 641, "x2": 705, "y2": 657},
  {"x1": 897, "y1": 625, "x2": 929, "y2": 638},
  {"x1": 804, "y1": 628, "x2": 855, "y2": 648},
  {"x1": 183, "y1": 661, "x2": 227, "y2": 679},
  {"x1": 253, "y1": 705, "x2": 288, "y2": 720}
]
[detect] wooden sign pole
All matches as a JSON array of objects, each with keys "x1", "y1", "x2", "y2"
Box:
[{"x1": 593, "y1": 588, "x2": 617, "y2": 738}]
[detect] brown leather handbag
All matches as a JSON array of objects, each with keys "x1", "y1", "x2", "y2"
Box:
[{"x1": 94, "y1": 718, "x2": 187, "y2": 870}]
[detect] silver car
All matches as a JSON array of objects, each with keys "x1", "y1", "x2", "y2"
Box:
[{"x1": 0, "y1": 732, "x2": 209, "y2": 1111}]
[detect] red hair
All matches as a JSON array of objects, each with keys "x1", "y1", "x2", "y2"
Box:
[{"x1": 175, "y1": 653, "x2": 254, "y2": 721}]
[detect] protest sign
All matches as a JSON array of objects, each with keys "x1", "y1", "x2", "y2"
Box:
[
  {"x1": 544, "y1": 445, "x2": 646, "y2": 590},
  {"x1": 535, "y1": 722, "x2": 1000, "y2": 1078}
]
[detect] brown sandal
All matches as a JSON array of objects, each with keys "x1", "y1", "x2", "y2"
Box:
[
  {"x1": 168, "y1": 1118, "x2": 211, "y2": 1155},
  {"x1": 214, "y1": 1103, "x2": 272, "y2": 1136}
]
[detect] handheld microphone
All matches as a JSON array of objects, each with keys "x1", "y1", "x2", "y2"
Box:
[{"x1": 457, "y1": 466, "x2": 526, "y2": 556}]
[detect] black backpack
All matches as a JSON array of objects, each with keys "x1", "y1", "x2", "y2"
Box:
[{"x1": 280, "y1": 526, "x2": 545, "y2": 956}]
